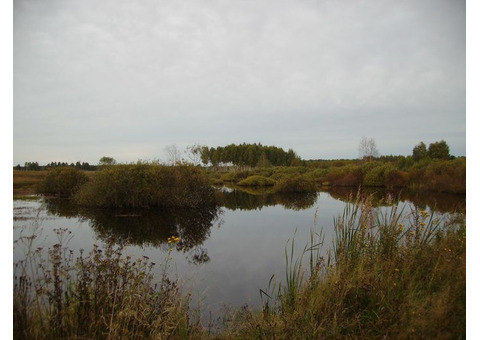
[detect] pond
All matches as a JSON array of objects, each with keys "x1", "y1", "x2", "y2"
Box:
[{"x1": 13, "y1": 186, "x2": 465, "y2": 325}]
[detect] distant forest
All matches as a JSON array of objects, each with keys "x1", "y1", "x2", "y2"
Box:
[
  {"x1": 14, "y1": 140, "x2": 456, "y2": 171},
  {"x1": 198, "y1": 143, "x2": 302, "y2": 167},
  {"x1": 15, "y1": 161, "x2": 97, "y2": 171}
]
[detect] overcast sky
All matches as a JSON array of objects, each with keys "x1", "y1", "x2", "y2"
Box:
[{"x1": 13, "y1": 0, "x2": 466, "y2": 165}]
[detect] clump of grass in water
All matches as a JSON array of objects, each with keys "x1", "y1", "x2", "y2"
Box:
[
  {"x1": 228, "y1": 192, "x2": 465, "y2": 339},
  {"x1": 13, "y1": 227, "x2": 198, "y2": 340}
]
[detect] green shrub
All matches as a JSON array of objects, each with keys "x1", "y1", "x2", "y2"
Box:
[
  {"x1": 273, "y1": 175, "x2": 317, "y2": 193},
  {"x1": 37, "y1": 167, "x2": 88, "y2": 197},
  {"x1": 423, "y1": 158, "x2": 466, "y2": 193},
  {"x1": 74, "y1": 164, "x2": 216, "y2": 209},
  {"x1": 384, "y1": 168, "x2": 409, "y2": 188},
  {"x1": 327, "y1": 165, "x2": 363, "y2": 187},
  {"x1": 406, "y1": 158, "x2": 466, "y2": 193},
  {"x1": 363, "y1": 163, "x2": 397, "y2": 187},
  {"x1": 237, "y1": 175, "x2": 276, "y2": 187}
]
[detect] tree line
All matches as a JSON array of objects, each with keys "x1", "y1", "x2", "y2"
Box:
[
  {"x1": 198, "y1": 143, "x2": 302, "y2": 168},
  {"x1": 15, "y1": 161, "x2": 97, "y2": 171},
  {"x1": 14, "y1": 139, "x2": 456, "y2": 171}
]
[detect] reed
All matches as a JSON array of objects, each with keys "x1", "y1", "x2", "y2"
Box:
[{"x1": 226, "y1": 193, "x2": 465, "y2": 339}]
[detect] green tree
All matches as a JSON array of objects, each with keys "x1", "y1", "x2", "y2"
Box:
[
  {"x1": 99, "y1": 156, "x2": 116, "y2": 166},
  {"x1": 200, "y1": 146, "x2": 210, "y2": 165},
  {"x1": 412, "y1": 141, "x2": 428, "y2": 161},
  {"x1": 428, "y1": 140, "x2": 450, "y2": 160}
]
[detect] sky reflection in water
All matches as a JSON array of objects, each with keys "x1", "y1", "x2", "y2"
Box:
[{"x1": 13, "y1": 187, "x2": 465, "y2": 322}]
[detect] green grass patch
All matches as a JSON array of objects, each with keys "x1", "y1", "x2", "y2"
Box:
[{"x1": 237, "y1": 175, "x2": 276, "y2": 187}]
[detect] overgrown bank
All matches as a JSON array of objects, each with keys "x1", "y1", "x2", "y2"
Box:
[
  {"x1": 14, "y1": 195, "x2": 466, "y2": 339},
  {"x1": 221, "y1": 195, "x2": 466, "y2": 339},
  {"x1": 207, "y1": 157, "x2": 466, "y2": 194},
  {"x1": 14, "y1": 229, "x2": 197, "y2": 339}
]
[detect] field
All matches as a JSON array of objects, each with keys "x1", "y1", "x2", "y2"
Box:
[{"x1": 13, "y1": 170, "x2": 48, "y2": 196}]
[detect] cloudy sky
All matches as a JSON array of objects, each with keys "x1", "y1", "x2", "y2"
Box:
[{"x1": 13, "y1": 0, "x2": 466, "y2": 165}]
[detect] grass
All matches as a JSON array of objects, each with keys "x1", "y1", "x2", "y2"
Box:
[
  {"x1": 237, "y1": 175, "x2": 276, "y2": 187},
  {"x1": 13, "y1": 225, "x2": 199, "y2": 340},
  {"x1": 13, "y1": 170, "x2": 48, "y2": 196},
  {"x1": 223, "y1": 194, "x2": 466, "y2": 339}
]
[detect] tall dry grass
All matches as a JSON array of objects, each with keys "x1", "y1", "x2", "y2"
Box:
[
  {"x1": 13, "y1": 224, "x2": 200, "y2": 339},
  {"x1": 225, "y1": 194, "x2": 465, "y2": 339}
]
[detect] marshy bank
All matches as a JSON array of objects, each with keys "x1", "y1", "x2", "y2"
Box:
[
  {"x1": 207, "y1": 156, "x2": 466, "y2": 195},
  {"x1": 13, "y1": 163, "x2": 466, "y2": 338}
]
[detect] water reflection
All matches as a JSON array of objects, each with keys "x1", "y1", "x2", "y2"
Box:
[
  {"x1": 216, "y1": 185, "x2": 465, "y2": 214},
  {"x1": 216, "y1": 185, "x2": 318, "y2": 211},
  {"x1": 42, "y1": 199, "x2": 223, "y2": 264},
  {"x1": 41, "y1": 186, "x2": 465, "y2": 266},
  {"x1": 326, "y1": 187, "x2": 466, "y2": 214}
]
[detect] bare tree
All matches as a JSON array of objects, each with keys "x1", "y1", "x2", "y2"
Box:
[
  {"x1": 185, "y1": 144, "x2": 204, "y2": 166},
  {"x1": 358, "y1": 137, "x2": 379, "y2": 162},
  {"x1": 165, "y1": 144, "x2": 182, "y2": 165}
]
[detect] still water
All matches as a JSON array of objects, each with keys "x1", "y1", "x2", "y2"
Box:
[{"x1": 13, "y1": 187, "x2": 465, "y2": 322}]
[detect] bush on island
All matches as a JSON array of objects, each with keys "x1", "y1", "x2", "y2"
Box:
[
  {"x1": 74, "y1": 164, "x2": 216, "y2": 209},
  {"x1": 38, "y1": 167, "x2": 89, "y2": 197}
]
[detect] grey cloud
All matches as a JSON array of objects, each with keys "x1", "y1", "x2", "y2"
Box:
[{"x1": 14, "y1": 0, "x2": 465, "y2": 164}]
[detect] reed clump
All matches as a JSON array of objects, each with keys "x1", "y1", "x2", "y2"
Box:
[
  {"x1": 14, "y1": 228, "x2": 197, "y2": 340},
  {"x1": 74, "y1": 163, "x2": 216, "y2": 209},
  {"x1": 226, "y1": 194, "x2": 465, "y2": 339}
]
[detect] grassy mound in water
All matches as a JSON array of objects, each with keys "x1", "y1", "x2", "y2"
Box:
[
  {"x1": 237, "y1": 175, "x2": 276, "y2": 187},
  {"x1": 74, "y1": 163, "x2": 216, "y2": 209}
]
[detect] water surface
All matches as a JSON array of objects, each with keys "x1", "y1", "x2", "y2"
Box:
[{"x1": 13, "y1": 187, "x2": 465, "y2": 323}]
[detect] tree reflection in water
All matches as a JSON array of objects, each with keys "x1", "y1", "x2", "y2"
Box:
[
  {"x1": 215, "y1": 186, "x2": 318, "y2": 211},
  {"x1": 326, "y1": 187, "x2": 465, "y2": 214},
  {"x1": 42, "y1": 198, "x2": 223, "y2": 265},
  {"x1": 41, "y1": 186, "x2": 464, "y2": 265}
]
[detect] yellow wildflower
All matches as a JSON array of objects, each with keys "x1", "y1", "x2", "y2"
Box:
[{"x1": 420, "y1": 210, "x2": 429, "y2": 218}]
